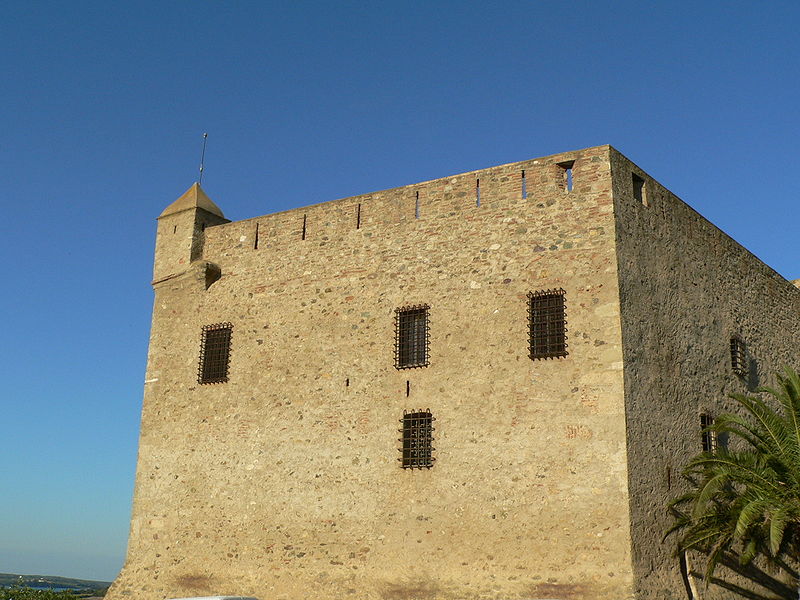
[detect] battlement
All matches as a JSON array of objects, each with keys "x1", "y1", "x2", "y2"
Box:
[
  {"x1": 204, "y1": 145, "x2": 609, "y2": 255},
  {"x1": 163, "y1": 144, "x2": 797, "y2": 297}
]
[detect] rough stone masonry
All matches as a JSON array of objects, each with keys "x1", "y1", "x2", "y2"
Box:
[{"x1": 107, "y1": 145, "x2": 800, "y2": 600}]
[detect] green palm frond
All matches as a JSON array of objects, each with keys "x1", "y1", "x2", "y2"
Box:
[
  {"x1": 666, "y1": 367, "x2": 800, "y2": 583},
  {"x1": 735, "y1": 498, "x2": 768, "y2": 538},
  {"x1": 769, "y1": 508, "x2": 788, "y2": 555},
  {"x1": 741, "y1": 537, "x2": 759, "y2": 565},
  {"x1": 693, "y1": 473, "x2": 729, "y2": 518}
]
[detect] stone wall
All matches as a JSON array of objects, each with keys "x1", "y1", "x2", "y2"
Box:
[
  {"x1": 109, "y1": 146, "x2": 636, "y2": 600},
  {"x1": 611, "y1": 148, "x2": 800, "y2": 599}
]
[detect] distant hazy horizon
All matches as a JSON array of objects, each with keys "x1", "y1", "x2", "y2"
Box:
[{"x1": 0, "y1": 548, "x2": 119, "y2": 583}]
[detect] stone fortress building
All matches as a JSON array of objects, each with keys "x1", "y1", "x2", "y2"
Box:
[{"x1": 107, "y1": 145, "x2": 800, "y2": 600}]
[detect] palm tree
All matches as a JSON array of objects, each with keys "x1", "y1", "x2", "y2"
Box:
[{"x1": 667, "y1": 367, "x2": 800, "y2": 595}]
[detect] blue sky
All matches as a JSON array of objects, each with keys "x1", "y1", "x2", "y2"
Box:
[{"x1": 1, "y1": 0, "x2": 798, "y2": 583}]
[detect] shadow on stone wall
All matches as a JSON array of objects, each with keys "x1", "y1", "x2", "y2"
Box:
[{"x1": 692, "y1": 554, "x2": 798, "y2": 599}]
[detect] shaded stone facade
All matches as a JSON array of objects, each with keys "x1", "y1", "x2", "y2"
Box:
[{"x1": 108, "y1": 146, "x2": 800, "y2": 600}]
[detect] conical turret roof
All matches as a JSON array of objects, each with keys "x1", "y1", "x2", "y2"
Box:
[{"x1": 158, "y1": 183, "x2": 225, "y2": 219}]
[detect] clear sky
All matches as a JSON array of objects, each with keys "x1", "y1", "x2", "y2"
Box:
[{"x1": 1, "y1": 0, "x2": 798, "y2": 583}]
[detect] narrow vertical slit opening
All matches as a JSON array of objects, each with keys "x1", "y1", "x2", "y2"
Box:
[
  {"x1": 356, "y1": 203, "x2": 362, "y2": 229},
  {"x1": 406, "y1": 380, "x2": 410, "y2": 397},
  {"x1": 173, "y1": 225, "x2": 177, "y2": 234},
  {"x1": 632, "y1": 173, "x2": 647, "y2": 206},
  {"x1": 558, "y1": 161, "x2": 575, "y2": 192},
  {"x1": 476, "y1": 178, "x2": 480, "y2": 207},
  {"x1": 254, "y1": 223, "x2": 259, "y2": 250},
  {"x1": 521, "y1": 170, "x2": 527, "y2": 199},
  {"x1": 415, "y1": 190, "x2": 420, "y2": 219},
  {"x1": 301, "y1": 214, "x2": 307, "y2": 240},
  {"x1": 346, "y1": 378, "x2": 350, "y2": 387}
]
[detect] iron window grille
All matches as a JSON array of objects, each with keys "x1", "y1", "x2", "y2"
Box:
[
  {"x1": 198, "y1": 322, "x2": 232, "y2": 384},
  {"x1": 528, "y1": 289, "x2": 568, "y2": 360},
  {"x1": 394, "y1": 305, "x2": 430, "y2": 369},
  {"x1": 730, "y1": 336, "x2": 747, "y2": 377},
  {"x1": 700, "y1": 414, "x2": 717, "y2": 453},
  {"x1": 399, "y1": 410, "x2": 435, "y2": 469}
]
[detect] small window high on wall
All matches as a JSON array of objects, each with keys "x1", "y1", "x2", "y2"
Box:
[
  {"x1": 558, "y1": 161, "x2": 574, "y2": 192},
  {"x1": 198, "y1": 323, "x2": 233, "y2": 384},
  {"x1": 528, "y1": 289, "x2": 568, "y2": 360},
  {"x1": 395, "y1": 305, "x2": 430, "y2": 369},
  {"x1": 632, "y1": 173, "x2": 647, "y2": 206},
  {"x1": 730, "y1": 336, "x2": 747, "y2": 377}
]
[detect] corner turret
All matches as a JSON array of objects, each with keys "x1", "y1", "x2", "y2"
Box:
[{"x1": 152, "y1": 183, "x2": 229, "y2": 285}]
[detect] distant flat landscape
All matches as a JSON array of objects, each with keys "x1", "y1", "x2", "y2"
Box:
[{"x1": 0, "y1": 573, "x2": 111, "y2": 591}]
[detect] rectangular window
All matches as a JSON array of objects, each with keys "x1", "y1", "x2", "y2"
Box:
[
  {"x1": 528, "y1": 289, "x2": 568, "y2": 359},
  {"x1": 730, "y1": 336, "x2": 747, "y2": 376},
  {"x1": 399, "y1": 410, "x2": 435, "y2": 469},
  {"x1": 632, "y1": 173, "x2": 647, "y2": 206},
  {"x1": 395, "y1": 305, "x2": 430, "y2": 369},
  {"x1": 198, "y1": 323, "x2": 232, "y2": 384},
  {"x1": 700, "y1": 414, "x2": 717, "y2": 452}
]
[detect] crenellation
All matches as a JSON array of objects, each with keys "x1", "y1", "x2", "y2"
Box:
[{"x1": 207, "y1": 151, "x2": 612, "y2": 272}]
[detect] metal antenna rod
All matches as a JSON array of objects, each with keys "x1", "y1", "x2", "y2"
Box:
[{"x1": 198, "y1": 132, "x2": 208, "y2": 184}]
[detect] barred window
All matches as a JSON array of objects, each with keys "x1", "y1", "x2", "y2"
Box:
[
  {"x1": 394, "y1": 305, "x2": 430, "y2": 369},
  {"x1": 700, "y1": 414, "x2": 717, "y2": 453},
  {"x1": 528, "y1": 289, "x2": 568, "y2": 360},
  {"x1": 399, "y1": 410, "x2": 435, "y2": 469},
  {"x1": 198, "y1": 323, "x2": 232, "y2": 384},
  {"x1": 730, "y1": 336, "x2": 747, "y2": 377}
]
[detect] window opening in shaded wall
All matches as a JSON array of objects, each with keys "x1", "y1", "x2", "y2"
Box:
[
  {"x1": 632, "y1": 173, "x2": 647, "y2": 206},
  {"x1": 394, "y1": 305, "x2": 430, "y2": 369},
  {"x1": 198, "y1": 323, "x2": 233, "y2": 384},
  {"x1": 730, "y1": 336, "x2": 747, "y2": 377},
  {"x1": 700, "y1": 414, "x2": 717, "y2": 452},
  {"x1": 399, "y1": 410, "x2": 435, "y2": 469},
  {"x1": 528, "y1": 289, "x2": 568, "y2": 359}
]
